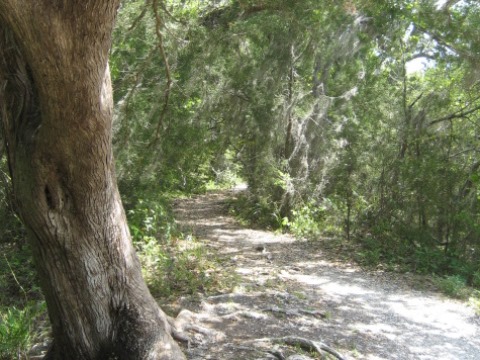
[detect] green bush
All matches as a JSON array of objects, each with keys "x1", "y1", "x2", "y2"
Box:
[
  {"x1": 0, "y1": 302, "x2": 45, "y2": 360},
  {"x1": 135, "y1": 234, "x2": 222, "y2": 299},
  {"x1": 229, "y1": 192, "x2": 281, "y2": 229},
  {"x1": 127, "y1": 195, "x2": 225, "y2": 298},
  {"x1": 434, "y1": 275, "x2": 469, "y2": 298},
  {"x1": 127, "y1": 196, "x2": 177, "y2": 243},
  {"x1": 157, "y1": 240, "x2": 219, "y2": 297},
  {"x1": 468, "y1": 290, "x2": 480, "y2": 315},
  {"x1": 288, "y1": 202, "x2": 320, "y2": 238},
  {"x1": 471, "y1": 271, "x2": 480, "y2": 288}
]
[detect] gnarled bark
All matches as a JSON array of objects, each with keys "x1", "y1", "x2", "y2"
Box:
[{"x1": 0, "y1": 1, "x2": 185, "y2": 359}]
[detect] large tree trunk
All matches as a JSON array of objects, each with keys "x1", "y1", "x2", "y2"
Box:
[{"x1": 0, "y1": 1, "x2": 185, "y2": 359}]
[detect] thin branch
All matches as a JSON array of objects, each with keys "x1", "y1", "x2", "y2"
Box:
[
  {"x1": 126, "y1": 2, "x2": 149, "y2": 32},
  {"x1": 429, "y1": 104, "x2": 480, "y2": 126},
  {"x1": 114, "y1": 48, "x2": 157, "y2": 147},
  {"x1": 292, "y1": 37, "x2": 313, "y2": 65},
  {"x1": 4, "y1": 253, "x2": 28, "y2": 303},
  {"x1": 449, "y1": 147, "x2": 479, "y2": 159},
  {"x1": 461, "y1": 160, "x2": 480, "y2": 197},
  {"x1": 409, "y1": 92, "x2": 424, "y2": 109},
  {"x1": 415, "y1": 24, "x2": 464, "y2": 59},
  {"x1": 158, "y1": 1, "x2": 187, "y2": 25},
  {"x1": 406, "y1": 53, "x2": 436, "y2": 63},
  {"x1": 150, "y1": 0, "x2": 173, "y2": 146}
]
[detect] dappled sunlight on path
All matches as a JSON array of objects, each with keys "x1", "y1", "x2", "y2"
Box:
[
  {"x1": 173, "y1": 190, "x2": 480, "y2": 360},
  {"x1": 281, "y1": 265, "x2": 479, "y2": 360}
]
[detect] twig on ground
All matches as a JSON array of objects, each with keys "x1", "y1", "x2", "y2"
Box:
[{"x1": 273, "y1": 336, "x2": 346, "y2": 360}]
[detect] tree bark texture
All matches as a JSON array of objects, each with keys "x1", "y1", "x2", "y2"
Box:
[{"x1": 0, "y1": 1, "x2": 185, "y2": 359}]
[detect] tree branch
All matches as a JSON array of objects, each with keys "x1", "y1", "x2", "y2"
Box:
[
  {"x1": 409, "y1": 92, "x2": 424, "y2": 109},
  {"x1": 150, "y1": 0, "x2": 173, "y2": 145},
  {"x1": 407, "y1": 53, "x2": 436, "y2": 63},
  {"x1": 158, "y1": 0, "x2": 187, "y2": 25},
  {"x1": 415, "y1": 24, "x2": 461, "y2": 58},
  {"x1": 126, "y1": 2, "x2": 149, "y2": 32},
  {"x1": 429, "y1": 104, "x2": 480, "y2": 126}
]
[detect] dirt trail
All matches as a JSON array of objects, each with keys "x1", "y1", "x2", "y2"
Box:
[{"x1": 172, "y1": 189, "x2": 480, "y2": 360}]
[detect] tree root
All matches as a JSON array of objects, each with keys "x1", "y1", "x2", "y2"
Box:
[
  {"x1": 265, "y1": 349, "x2": 287, "y2": 360},
  {"x1": 166, "y1": 315, "x2": 190, "y2": 345},
  {"x1": 272, "y1": 336, "x2": 346, "y2": 360},
  {"x1": 166, "y1": 308, "x2": 225, "y2": 348},
  {"x1": 262, "y1": 306, "x2": 327, "y2": 319}
]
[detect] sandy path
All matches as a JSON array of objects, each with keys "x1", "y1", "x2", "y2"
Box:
[{"x1": 173, "y1": 189, "x2": 480, "y2": 360}]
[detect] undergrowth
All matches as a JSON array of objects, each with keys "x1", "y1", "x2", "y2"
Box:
[
  {"x1": 134, "y1": 233, "x2": 225, "y2": 298},
  {"x1": 0, "y1": 192, "x2": 232, "y2": 358},
  {"x1": 128, "y1": 193, "x2": 232, "y2": 298},
  {"x1": 228, "y1": 192, "x2": 283, "y2": 229},
  {"x1": 0, "y1": 244, "x2": 45, "y2": 359},
  {"x1": 230, "y1": 192, "x2": 480, "y2": 311}
]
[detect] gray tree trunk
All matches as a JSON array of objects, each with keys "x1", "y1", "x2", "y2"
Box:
[{"x1": 0, "y1": 1, "x2": 185, "y2": 359}]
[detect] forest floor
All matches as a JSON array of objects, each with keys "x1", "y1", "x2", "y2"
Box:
[{"x1": 169, "y1": 188, "x2": 480, "y2": 360}]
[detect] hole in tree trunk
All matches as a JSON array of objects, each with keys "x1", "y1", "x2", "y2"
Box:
[{"x1": 45, "y1": 185, "x2": 54, "y2": 209}]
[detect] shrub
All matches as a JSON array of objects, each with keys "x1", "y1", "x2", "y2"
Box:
[
  {"x1": 0, "y1": 302, "x2": 45, "y2": 360},
  {"x1": 127, "y1": 195, "x2": 225, "y2": 298},
  {"x1": 434, "y1": 275, "x2": 469, "y2": 298}
]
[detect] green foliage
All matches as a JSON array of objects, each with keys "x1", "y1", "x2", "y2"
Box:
[
  {"x1": 207, "y1": 149, "x2": 245, "y2": 190},
  {"x1": 434, "y1": 275, "x2": 469, "y2": 299},
  {"x1": 0, "y1": 307, "x2": 31, "y2": 359},
  {"x1": 135, "y1": 233, "x2": 224, "y2": 298},
  {"x1": 157, "y1": 239, "x2": 219, "y2": 297},
  {"x1": 288, "y1": 201, "x2": 325, "y2": 239},
  {"x1": 0, "y1": 159, "x2": 24, "y2": 245},
  {"x1": 0, "y1": 302, "x2": 45, "y2": 360},
  {"x1": 356, "y1": 237, "x2": 383, "y2": 266},
  {"x1": 230, "y1": 192, "x2": 281, "y2": 229},
  {"x1": 468, "y1": 291, "x2": 480, "y2": 315},
  {"x1": 471, "y1": 271, "x2": 480, "y2": 289},
  {"x1": 0, "y1": 244, "x2": 46, "y2": 359},
  {"x1": 126, "y1": 193, "x2": 225, "y2": 298},
  {"x1": 127, "y1": 195, "x2": 176, "y2": 243},
  {"x1": 0, "y1": 245, "x2": 41, "y2": 307}
]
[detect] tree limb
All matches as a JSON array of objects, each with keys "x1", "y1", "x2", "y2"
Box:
[
  {"x1": 408, "y1": 92, "x2": 424, "y2": 109},
  {"x1": 126, "y1": 2, "x2": 149, "y2": 32},
  {"x1": 150, "y1": 0, "x2": 173, "y2": 145},
  {"x1": 428, "y1": 104, "x2": 480, "y2": 126}
]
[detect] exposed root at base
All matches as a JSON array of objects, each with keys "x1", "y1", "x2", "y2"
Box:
[
  {"x1": 167, "y1": 308, "x2": 225, "y2": 349},
  {"x1": 166, "y1": 315, "x2": 190, "y2": 345}
]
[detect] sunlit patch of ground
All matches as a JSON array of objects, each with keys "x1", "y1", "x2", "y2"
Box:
[{"x1": 173, "y1": 190, "x2": 480, "y2": 360}]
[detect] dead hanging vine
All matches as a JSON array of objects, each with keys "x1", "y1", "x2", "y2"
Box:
[{"x1": 150, "y1": 0, "x2": 172, "y2": 145}]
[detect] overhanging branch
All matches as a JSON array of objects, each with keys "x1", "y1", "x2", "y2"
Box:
[
  {"x1": 151, "y1": 0, "x2": 172, "y2": 145},
  {"x1": 429, "y1": 104, "x2": 480, "y2": 126}
]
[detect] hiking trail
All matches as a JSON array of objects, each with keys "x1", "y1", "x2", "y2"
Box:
[{"x1": 171, "y1": 188, "x2": 480, "y2": 360}]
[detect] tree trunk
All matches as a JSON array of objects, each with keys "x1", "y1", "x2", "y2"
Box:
[{"x1": 0, "y1": 2, "x2": 185, "y2": 359}]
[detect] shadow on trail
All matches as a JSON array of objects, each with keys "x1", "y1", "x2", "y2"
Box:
[
  {"x1": 173, "y1": 190, "x2": 480, "y2": 360},
  {"x1": 281, "y1": 262, "x2": 480, "y2": 360}
]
